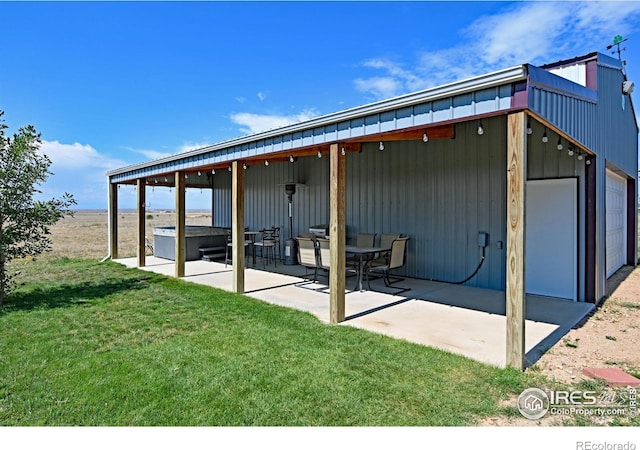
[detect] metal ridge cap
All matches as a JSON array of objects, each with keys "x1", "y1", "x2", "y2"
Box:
[{"x1": 108, "y1": 65, "x2": 526, "y2": 177}]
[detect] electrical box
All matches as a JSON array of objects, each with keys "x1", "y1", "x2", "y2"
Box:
[{"x1": 477, "y1": 232, "x2": 488, "y2": 248}]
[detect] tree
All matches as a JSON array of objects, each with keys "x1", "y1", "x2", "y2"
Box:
[{"x1": 0, "y1": 111, "x2": 76, "y2": 306}]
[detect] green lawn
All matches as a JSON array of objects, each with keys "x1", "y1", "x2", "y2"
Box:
[{"x1": 0, "y1": 258, "x2": 534, "y2": 426}]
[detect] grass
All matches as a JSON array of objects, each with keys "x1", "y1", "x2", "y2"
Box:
[{"x1": 0, "y1": 258, "x2": 540, "y2": 426}]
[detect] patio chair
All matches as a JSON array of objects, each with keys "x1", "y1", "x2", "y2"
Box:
[
  {"x1": 346, "y1": 232, "x2": 376, "y2": 268},
  {"x1": 295, "y1": 236, "x2": 319, "y2": 282},
  {"x1": 366, "y1": 237, "x2": 410, "y2": 295},
  {"x1": 368, "y1": 233, "x2": 401, "y2": 270},
  {"x1": 253, "y1": 228, "x2": 277, "y2": 268},
  {"x1": 225, "y1": 229, "x2": 250, "y2": 268},
  {"x1": 317, "y1": 237, "x2": 331, "y2": 273}
]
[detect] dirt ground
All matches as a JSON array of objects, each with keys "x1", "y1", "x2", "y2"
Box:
[{"x1": 43, "y1": 211, "x2": 640, "y2": 425}]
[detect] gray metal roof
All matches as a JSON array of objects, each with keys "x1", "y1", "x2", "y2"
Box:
[{"x1": 108, "y1": 65, "x2": 527, "y2": 182}]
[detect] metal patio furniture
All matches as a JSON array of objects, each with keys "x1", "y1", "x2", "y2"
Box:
[{"x1": 366, "y1": 236, "x2": 411, "y2": 295}]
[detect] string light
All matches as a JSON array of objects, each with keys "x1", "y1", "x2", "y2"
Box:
[
  {"x1": 289, "y1": 155, "x2": 295, "y2": 163},
  {"x1": 317, "y1": 150, "x2": 322, "y2": 158},
  {"x1": 422, "y1": 131, "x2": 429, "y2": 142},
  {"x1": 264, "y1": 160, "x2": 269, "y2": 166},
  {"x1": 557, "y1": 138, "x2": 563, "y2": 151},
  {"x1": 477, "y1": 122, "x2": 484, "y2": 135},
  {"x1": 542, "y1": 129, "x2": 548, "y2": 143},
  {"x1": 526, "y1": 122, "x2": 533, "y2": 135},
  {"x1": 341, "y1": 146, "x2": 346, "y2": 156},
  {"x1": 379, "y1": 141, "x2": 384, "y2": 151}
]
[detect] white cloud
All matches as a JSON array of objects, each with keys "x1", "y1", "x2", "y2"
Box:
[
  {"x1": 229, "y1": 109, "x2": 319, "y2": 135},
  {"x1": 177, "y1": 141, "x2": 213, "y2": 154},
  {"x1": 356, "y1": 2, "x2": 640, "y2": 99},
  {"x1": 126, "y1": 147, "x2": 174, "y2": 160},
  {"x1": 257, "y1": 91, "x2": 267, "y2": 101},
  {"x1": 37, "y1": 140, "x2": 128, "y2": 209}
]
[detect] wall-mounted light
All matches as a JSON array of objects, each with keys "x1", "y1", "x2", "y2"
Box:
[
  {"x1": 542, "y1": 129, "x2": 548, "y2": 143},
  {"x1": 477, "y1": 122, "x2": 484, "y2": 135},
  {"x1": 379, "y1": 141, "x2": 385, "y2": 151},
  {"x1": 527, "y1": 122, "x2": 533, "y2": 135},
  {"x1": 557, "y1": 138, "x2": 563, "y2": 151},
  {"x1": 422, "y1": 131, "x2": 429, "y2": 143}
]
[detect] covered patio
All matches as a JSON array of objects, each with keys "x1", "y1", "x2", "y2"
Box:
[
  {"x1": 115, "y1": 256, "x2": 593, "y2": 368},
  {"x1": 107, "y1": 52, "x2": 637, "y2": 371}
]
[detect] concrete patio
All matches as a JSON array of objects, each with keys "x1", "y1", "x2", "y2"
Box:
[{"x1": 115, "y1": 256, "x2": 594, "y2": 368}]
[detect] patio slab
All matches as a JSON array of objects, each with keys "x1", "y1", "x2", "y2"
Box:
[{"x1": 115, "y1": 256, "x2": 594, "y2": 368}]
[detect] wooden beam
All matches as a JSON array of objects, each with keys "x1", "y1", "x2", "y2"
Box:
[
  {"x1": 329, "y1": 143, "x2": 346, "y2": 324},
  {"x1": 506, "y1": 112, "x2": 527, "y2": 370},
  {"x1": 136, "y1": 178, "x2": 146, "y2": 267},
  {"x1": 108, "y1": 181, "x2": 118, "y2": 259},
  {"x1": 175, "y1": 171, "x2": 186, "y2": 278},
  {"x1": 232, "y1": 160, "x2": 245, "y2": 293},
  {"x1": 356, "y1": 124, "x2": 455, "y2": 142}
]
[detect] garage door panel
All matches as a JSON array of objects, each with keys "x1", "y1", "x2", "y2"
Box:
[{"x1": 606, "y1": 170, "x2": 627, "y2": 278}]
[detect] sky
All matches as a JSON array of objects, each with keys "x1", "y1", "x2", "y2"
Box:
[{"x1": 1, "y1": 0, "x2": 640, "y2": 210}]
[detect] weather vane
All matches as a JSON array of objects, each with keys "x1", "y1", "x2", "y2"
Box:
[{"x1": 607, "y1": 35, "x2": 628, "y2": 66}]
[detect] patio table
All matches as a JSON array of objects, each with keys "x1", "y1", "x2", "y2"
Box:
[{"x1": 345, "y1": 245, "x2": 390, "y2": 292}]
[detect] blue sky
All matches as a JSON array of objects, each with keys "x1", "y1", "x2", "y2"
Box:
[{"x1": 1, "y1": 1, "x2": 640, "y2": 210}]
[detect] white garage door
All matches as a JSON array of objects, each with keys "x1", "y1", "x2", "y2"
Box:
[{"x1": 606, "y1": 170, "x2": 627, "y2": 278}]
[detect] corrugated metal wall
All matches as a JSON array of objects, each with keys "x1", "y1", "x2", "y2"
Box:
[
  {"x1": 213, "y1": 117, "x2": 509, "y2": 290},
  {"x1": 527, "y1": 125, "x2": 587, "y2": 301}
]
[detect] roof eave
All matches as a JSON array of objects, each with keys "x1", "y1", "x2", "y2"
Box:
[{"x1": 107, "y1": 64, "x2": 527, "y2": 177}]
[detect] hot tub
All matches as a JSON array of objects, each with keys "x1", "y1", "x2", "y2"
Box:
[{"x1": 153, "y1": 226, "x2": 228, "y2": 261}]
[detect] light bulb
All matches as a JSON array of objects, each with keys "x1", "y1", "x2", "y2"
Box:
[
  {"x1": 379, "y1": 141, "x2": 384, "y2": 151},
  {"x1": 289, "y1": 155, "x2": 294, "y2": 163},
  {"x1": 578, "y1": 153, "x2": 583, "y2": 161},
  {"x1": 477, "y1": 123, "x2": 484, "y2": 135},
  {"x1": 198, "y1": 171, "x2": 201, "y2": 176},
  {"x1": 317, "y1": 150, "x2": 322, "y2": 158},
  {"x1": 423, "y1": 132, "x2": 429, "y2": 143},
  {"x1": 527, "y1": 123, "x2": 533, "y2": 135},
  {"x1": 586, "y1": 159, "x2": 591, "y2": 165},
  {"x1": 542, "y1": 132, "x2": 548, "y2": 143},
  {"x1": 568, "y1": 148, "x2": 574, "y2": 156},
  {"x1": 243, "y1": 163, "x2": 247, "y2": 170},
  {"x1": 211, "y1": 169, "x2": 215, "y2": 174},
  {"x1": 557, "y1": 139, "x2": 563, "y2": 151},
  {"x1": 228, "y1": 165, "x2": 231, "y2": 172},
  {"x1": 341, "y1": 146, "x2": 345, "y2": 156},
  {"x1": 264, "y1": 160, "x2": 269, "y2": 166}
]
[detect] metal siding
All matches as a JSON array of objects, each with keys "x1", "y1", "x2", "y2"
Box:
[{"x1": 597, "y1": 65, "x2": 638, "y2": 176}]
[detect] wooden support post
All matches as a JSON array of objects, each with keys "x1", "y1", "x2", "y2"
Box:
[
  {"x1": 108, "y1": 181, "x2": 118, "y2": 259},
  {"x1": 506, "y1": 112, "x2": 527, "y2": 370},
  {"x1": 175, "y1": 171, "x2": 186, "y2": 278},
  {"x1": 137, "y1": 178, "x2": 146, "y2": 267},
  {"x1": 232, "y1": 161, "x2": 245, "y2": 293},
  {"x1": 329, "y1": 143, "x2": 346, "y2": 324}
]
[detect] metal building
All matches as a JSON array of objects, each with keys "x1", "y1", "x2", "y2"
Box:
[{"x1": 107, "y1": 52, "x2": 638, "y2": 369}]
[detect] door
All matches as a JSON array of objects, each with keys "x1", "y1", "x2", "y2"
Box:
[
  {"x1": 526, "y1": 179, "x2": 578, "y2": 301},
  {"x1": 606, "y1": 169, "x2": 627, "y2": 278}
]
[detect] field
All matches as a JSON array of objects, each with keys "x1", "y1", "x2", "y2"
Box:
[{"x1": 47, "y1": 211, "x2": 213, "y2": 259}]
